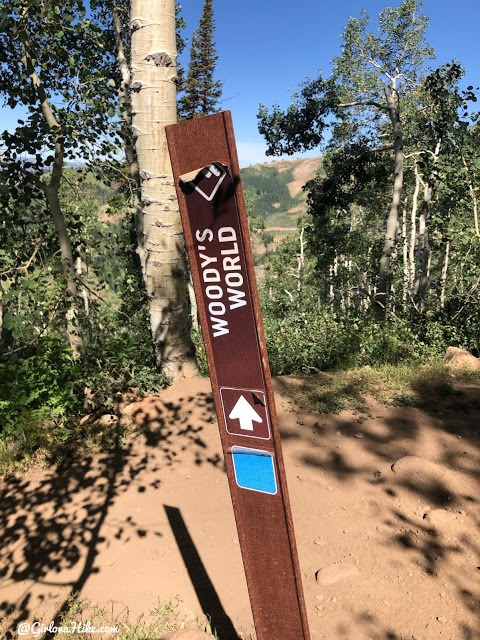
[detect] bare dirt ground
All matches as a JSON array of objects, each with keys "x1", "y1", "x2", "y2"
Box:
[{"x1": 1, "y1": 374, "x2": 479, "y2": 640}]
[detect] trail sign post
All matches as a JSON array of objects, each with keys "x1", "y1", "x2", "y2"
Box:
[{"x1": 166, "y1": 111, "x2": 310, "y2": 640}]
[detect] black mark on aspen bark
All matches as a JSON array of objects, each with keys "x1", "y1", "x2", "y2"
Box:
[
  {"x1": 142, "y1": 196, "x2": 163, "y2": 206},
  {"x1": 145, "y1": 52, "x2": 173, "y2": 67},
  {"x1": 131, "y1": 81, "x2": 142, "y2": 92}
]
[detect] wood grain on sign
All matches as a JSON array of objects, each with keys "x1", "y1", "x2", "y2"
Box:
[{"x1": 166, "y1": 112, "x2": 310, "y2": 640}]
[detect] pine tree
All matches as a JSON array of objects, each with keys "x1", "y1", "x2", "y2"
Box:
[{"x1": 178, "y1": 0, "x2": 222, "y2": 118}]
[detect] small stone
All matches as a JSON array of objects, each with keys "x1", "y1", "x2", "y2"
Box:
[
  {"x1": 97, "y1": 413, "x2": 119, "y2": 427},
  {"x1": 331, "y1": 597, "x2": 337, "y2": 602},
  {"x1": 314, "y1": 538, "x2": 326, "y2": 546},
  {"x1": 326, "y1": 486, "x2": 333, "y2": 491},
  {"x1": 315, "y1": 563, "x2": 359, "y2": 586},
  {"x1": 440, "y1": 592, "x2": 446, "y2": 598},
  {"x1": 437, "y1": 616, "x2": 447, "y2": 624},
  {"x1": 315, "y1": 594, "x2": 324, "y2": 601},
  {"x1": 354, "y1": 432, "x2": 364, "y2": 439}
]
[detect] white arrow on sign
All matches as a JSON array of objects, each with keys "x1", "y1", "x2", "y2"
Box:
[{"x1": 229, "y1": 395, "x2": 263, "y2": 431}]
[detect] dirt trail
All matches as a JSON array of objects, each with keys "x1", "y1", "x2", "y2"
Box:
[{"x1": 1, "y1": 375, "x2": 479, "y2": 640}]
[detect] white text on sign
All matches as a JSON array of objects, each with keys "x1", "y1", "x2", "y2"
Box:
[{"x1": 196, "y1": 227, "x2": 247, "y2": 337}]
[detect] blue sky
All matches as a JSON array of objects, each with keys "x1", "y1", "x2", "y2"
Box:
[
  {"x1": 1, "y1": 1, "x2": 478, "y2": 167},
  {"x1": 178, "y1": 0, "x2": 479, "y2": 165}
]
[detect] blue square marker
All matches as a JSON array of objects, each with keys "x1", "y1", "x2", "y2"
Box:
[{"x1": 231, "y1": 446, "x2": 277, "y2": 495}]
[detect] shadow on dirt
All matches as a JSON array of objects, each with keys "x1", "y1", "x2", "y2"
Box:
[
  {"x1": 0, "y1": 391, "x2": 225, "y2": 639},
  {"x1": 276, "y1": 374, "x2": 480, "y2": 640},
  {"x1": 165, "y1": 505, "x2": 240, "y2": 640}
]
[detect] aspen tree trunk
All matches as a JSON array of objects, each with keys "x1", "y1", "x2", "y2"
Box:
[
  {"x1": 130, "y1": 0, "x2": 198, "y2": 378},
  {"x1": 45, "y1": 183, "x2": 84, "y2": 358},
  {"x1": 112, "y1": 4, "x2": 146, "y2": 276},
  {"x1": 413, "y1": 142, "x2": 441, "y2": 305},
  {"x1": 402, "y1": 202, "x2": 408, "y2": 306},
  {"x1": 296, "y1": 226, "x2": 305, "y2": 312},
  {"x1": 461, "y1": 152, "x2": 480, "y2": 237},
  {"x1": 75, "y1": 257, "x2": 90, "y2": 319},
  {"x1": 413, "y1": 201, "x2": 429, "y2": 303},
  {"x1": 374, "y1": 85, "x2": 404, "y2": 316},
  {"x1": 440, "y1": 240, "x2": 450, "y2": 309},
  {"x1": 20, "y1": 23, "x2": 83, "y2": 358},
  {"x1": 409, "y1": 163, "x2": 421, "y2": 293}
]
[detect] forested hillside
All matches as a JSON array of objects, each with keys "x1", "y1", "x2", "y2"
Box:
[{"x1": 241, "y1": 156, "x2": 323, "y2": 227}]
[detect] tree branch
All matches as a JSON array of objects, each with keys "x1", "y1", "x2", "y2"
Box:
[{"x1": 337, "y1": 100, "x2": 389, "y2": 112}]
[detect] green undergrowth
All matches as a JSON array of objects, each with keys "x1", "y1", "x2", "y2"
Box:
[
  {"x1": 11, "y1": 592, "x2": 256, "y2": 640},
  {"x1": 285, "y1": 362, "x2": 480, "y2": 415},
  {"x1": 0, "y1": 332, "x2": 168, "y2": 475}
]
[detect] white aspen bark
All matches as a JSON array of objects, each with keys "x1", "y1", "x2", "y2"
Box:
[
  {"x1": 75, "y1": 257, "x2": 90, "y2": 318},
  {"x1": 329, "y1": 264, "x2": 334, "y2": 309},
  {"x1": 188, "y1": 273, "x2": 199, "y2": 331},
  {"x1": 440, "y1": 240, "x2": 450, "y2": 309},
  {"x1": 112, "y1": 4, "x2": 146, "y2": 276},
  {"x1": 426, "y1": 251, "x2": 431, "y2": 286},
  {"x1": 402, "y1": 201, "x2": 408, "y2": 305},
  {"x1": 413, "y1": 200, "x2": 428, "y2": 302},
  {"x1": 130, "y1": 0, "x2": 198, "y2": 378},
  {"x1": 413, "y1": 141, "x2": 441, "y2": 305},
  {"x1": 409, "y1": 163, "x2": 421, "y2": 292},
  {"x1": 375, "y1": 85, "x2": 404, "y2": 316},
  {"x1": 461, "y1": 152, "x2": 480, "y2": 237},
  {"x1": 332, "y1": 252, "x2": 339, "y2": 310},
  {"x1": 339, "y1": 254, "x2": 346, "y2": 313},
  {"x1": 296, "y1": 226, "x2": 305, "y2": 312}
]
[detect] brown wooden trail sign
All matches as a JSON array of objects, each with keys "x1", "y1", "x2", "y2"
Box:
[{"x1": 165, "y1": 111, "x2": 310, "y2": 640}]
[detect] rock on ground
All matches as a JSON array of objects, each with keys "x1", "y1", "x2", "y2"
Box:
[
  {"x1": 444, "y1": 347, "x2": 480, "y2": 370},
  {"x1": 315, "y1": 562, "x2": 359, "y2": 586}
]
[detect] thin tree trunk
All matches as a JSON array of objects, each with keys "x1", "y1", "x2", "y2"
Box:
[
  {"x1": 112, "y1": 3, "x2": 146, "y2": 276},
  {"x1": 329, "y1": 263, "x2": 334, "y2": 309},
  {"x1": 440, "y1": 240, "x2": 450, "y2": 310},
  {"x1": 130, "y1": 0, "x2": 198, "y2": 378},
  {"x1": 413, "y1": 141, "x2": 441, "y2": 305},
  {"x1": 45, "y1": 184, "x2": 84, "y2": 358},
  {"x1": 402, "y1": 200, "x2": 408, "y2": 306},
  {"x1": 409, "y1": 162, "x2": 421, "y2": 293},
  {"x1": 461, "y1": 151, "x2": 480, "y2": 237},
  {"x1": 188, "y1": 273, "x2": 199, "y2": 331},
  {"x1": 76, "y1": 257, "x2": 90, "y2": 318},
  {"x1": 374, "y1": 85, "x2": 404, "y2": 316},
  {"x1": 296, "y1": 226, "x2": 305, "y2": 312},
  {"x1": 20, "y1": 26, "x2": 83, "y2": 357}
]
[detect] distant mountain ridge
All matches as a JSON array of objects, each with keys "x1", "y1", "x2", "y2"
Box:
[{"x1": 240, "y1": 156, "x2": 323, "y2": 227}]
